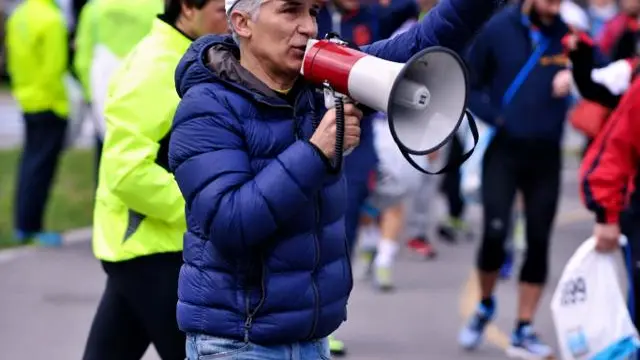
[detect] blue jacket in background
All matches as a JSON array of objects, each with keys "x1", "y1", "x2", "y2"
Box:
[
  {"x1": 170, "y1": 0, "x2": 502, "y2": 345},
  {"x1": 465, "y1": 4, "x2": 570, "y2": 143},
  {"x1": 316, "y1": 1, "x2": 418, "y2": 182}
]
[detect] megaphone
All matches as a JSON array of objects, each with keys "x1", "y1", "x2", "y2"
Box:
[{"x1": 300, "y1": 35, "x2": 479, "y2": 174}]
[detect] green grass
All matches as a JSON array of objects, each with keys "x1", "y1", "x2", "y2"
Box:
[{"x1": 0, "y1": 148, "x2": 95, "y2": 248}]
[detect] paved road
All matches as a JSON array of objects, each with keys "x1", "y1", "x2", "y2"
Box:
[{"x1": 0, "y1": 158, "x2": 605, "y2": 360}]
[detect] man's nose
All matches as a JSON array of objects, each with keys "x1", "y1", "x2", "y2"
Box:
[{"x1": 296, "y1": 11, "x2": 316, "y2": 36}]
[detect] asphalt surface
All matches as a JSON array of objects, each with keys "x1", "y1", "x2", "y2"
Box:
[{"x1": 0, "y1": 156, "x2": 607, "y2": 360}]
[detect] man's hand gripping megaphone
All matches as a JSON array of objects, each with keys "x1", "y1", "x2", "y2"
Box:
[{"x1": 318, "y1": 33, "x2": 365, "y2": 164}]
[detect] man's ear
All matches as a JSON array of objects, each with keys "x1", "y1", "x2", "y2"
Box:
[
  {"x1": 180, "y1": 1, "x2": 197, "y2": 20},
  {"x1": 230, "y1": 11, "x2": 252, "y2": 39}
]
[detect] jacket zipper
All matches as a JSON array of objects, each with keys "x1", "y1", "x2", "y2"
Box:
[
  {"x1": 253, "y1": 91, "x2": 322, "y2": 339},
  {"x1": 243, "y1": 94, "x2": 293, "y2": 341},
  {"x1": 244, "y1": 254, "x2": 266, "y2": 343}
]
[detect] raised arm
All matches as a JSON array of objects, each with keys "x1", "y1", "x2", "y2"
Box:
[
  {"x1": 169, "y1": 91, "x2": 330, "y2": 255},
  {"x1": 361, "y1": 0, "x2": 502, "y2": 62},
  {"x1": 565, "y1": 32, "x2": 621, "y2": 109}
]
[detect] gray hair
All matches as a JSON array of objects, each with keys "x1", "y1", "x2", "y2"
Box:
[{"x1": 227, "y1": 0, "x2": 262, "y2": 44}]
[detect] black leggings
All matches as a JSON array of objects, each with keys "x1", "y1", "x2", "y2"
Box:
[
  {"x1": 477, "y1": 133, "x2": 561, "y2": 284},
  {"x1": 82, "y1": 252, "x2": 185, "y2": 360}
]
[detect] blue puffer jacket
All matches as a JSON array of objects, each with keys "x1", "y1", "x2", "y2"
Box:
[{"x1": 169, "y1": 0, "x2": 502, "y2": 345}]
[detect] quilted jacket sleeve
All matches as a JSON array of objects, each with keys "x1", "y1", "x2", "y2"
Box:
[
  {"x1": 169, "y1": 90, "x2": 329, "y2": 255},
  {"x1": 361, "y1": 0, "x2": 500, "y2": 62}
]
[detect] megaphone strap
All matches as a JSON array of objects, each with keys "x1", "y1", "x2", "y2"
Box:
[{"x1": 401, "y1": 110, "x2": 479, "y2": 175}]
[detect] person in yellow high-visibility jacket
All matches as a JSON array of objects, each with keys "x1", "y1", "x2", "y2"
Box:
[
  {"x1": 81, "y1": 0, "x2": 227, "y2": 359},
  {"x1": 5, "y1": 0, "x2": 69, "y2": 247},
  {"x1": 73, "y1": 0, "x2": 162, "y2": 182}
]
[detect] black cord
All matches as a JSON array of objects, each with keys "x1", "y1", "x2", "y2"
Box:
[{"x1": 329, "y1": 95, "x2": 345, "y2": 173}]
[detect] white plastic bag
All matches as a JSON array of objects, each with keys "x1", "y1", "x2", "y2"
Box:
[{"x1": 551, "y1": 236, "x2": 640, "y2": 360}]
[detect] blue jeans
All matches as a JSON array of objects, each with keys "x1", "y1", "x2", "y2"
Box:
[{"x1": 186, "y1": 334, "x2": 330, "y2": 360}]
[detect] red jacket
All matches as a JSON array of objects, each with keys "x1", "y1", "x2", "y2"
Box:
[
  {"x1": 580, "y1": 78, "x2": 640, "y2": 224},
  {"x1": 598, "y1": 13, "x2": 638, "y2": 57}
]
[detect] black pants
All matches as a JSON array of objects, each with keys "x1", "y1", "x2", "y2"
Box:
[
  {"x1": 14, "y1": 111, "x2": 67, "y2": 233},
  {"x1": 477, "y1": 133, "x2": 561, "y2": 284},
  {"x1": 82, "y1": 252, "x2": 185, "y2": 360},
  {"x1": 440, "y1": 133, "x2": 465, "y2": 219}
]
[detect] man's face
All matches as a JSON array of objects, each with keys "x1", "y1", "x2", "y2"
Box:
[
  {"x1": 533, "y1": 0, "x2": 561, "y2": 24},
  {"x1": 244, "y1": 0, "x2": 318, "y2": 78},
  {"x1": 192, "y1": 0, "x2": 229, "y2": 37}
]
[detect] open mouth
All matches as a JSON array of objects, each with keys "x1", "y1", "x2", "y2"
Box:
[{"x1": 292, "y1": 45, "x2": 306, "y2": 57}]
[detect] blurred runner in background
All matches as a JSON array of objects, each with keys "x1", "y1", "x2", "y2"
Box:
[
  {"x1": 458, "y1": 0, "x2": 571, "y2": 357},
  {"x1": 353, "y1": 113, "x2": 427, "y2": 291},
  {"x1": 6, "y1": 0, "x2": 70, "y2": 247},
  {"x1": 82, "y1": 1, "x2": 227, "y2": 359},
  {"x1": 353, "y1": 0, "x2": 441, "y2": 281}
]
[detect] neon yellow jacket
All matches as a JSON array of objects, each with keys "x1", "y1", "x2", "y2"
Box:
[
  {"x1": 72, "y1": 1, "x2": 95, "y2": 100},
  {"x1": 73, "y1": 0, "x2": 162, "y2": 134},
  {"x1": 6, "y1": 0, "x2": 69, "y2": 118},
  {"x1": 92, "y1": 19, "x2": 191, "y2": 262}
]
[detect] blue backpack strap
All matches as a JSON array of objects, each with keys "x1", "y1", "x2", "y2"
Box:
[{"x1": 502, "y1": 36, "x2": 551, "y2": 107}]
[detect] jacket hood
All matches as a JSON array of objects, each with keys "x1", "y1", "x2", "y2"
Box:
[{"x1": 174, "y1": 34, "x2": 289, "y2": 103}]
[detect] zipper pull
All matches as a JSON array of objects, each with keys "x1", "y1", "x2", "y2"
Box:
[{"x1": 244, "y1": 316, "x2": 253, "y2": 343}]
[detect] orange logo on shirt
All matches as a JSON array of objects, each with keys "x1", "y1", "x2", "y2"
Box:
[{"x1": 540, "y1": 54, "x2": 569, "y2": 67}]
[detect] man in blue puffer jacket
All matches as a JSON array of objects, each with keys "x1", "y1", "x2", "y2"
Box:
[{"x1": 168, "y1": 0, "x2": 504, "y2": 357}]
